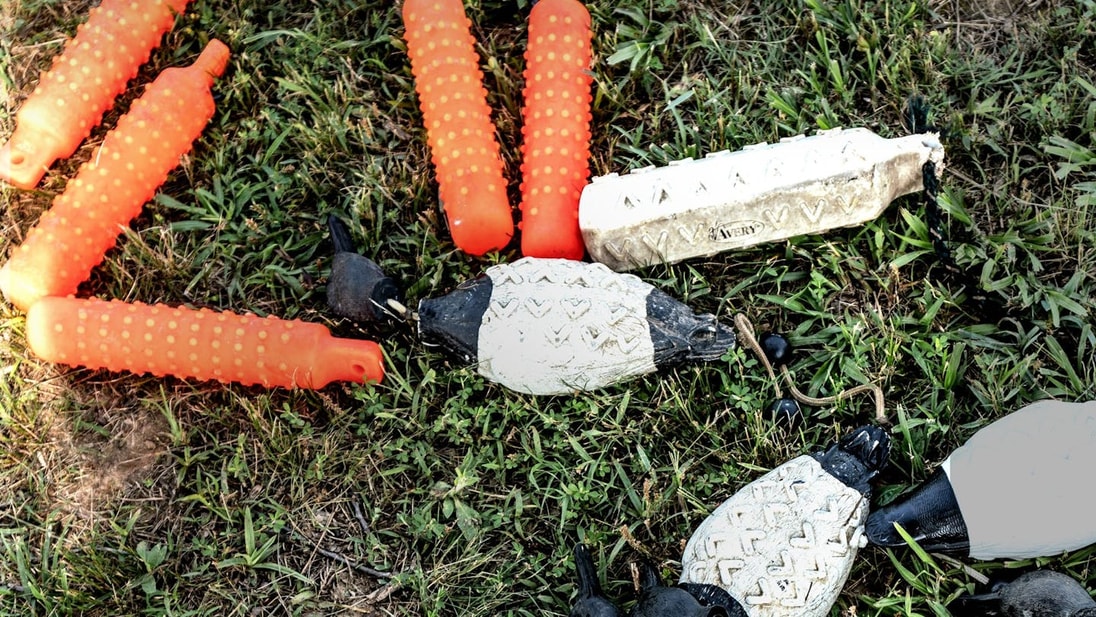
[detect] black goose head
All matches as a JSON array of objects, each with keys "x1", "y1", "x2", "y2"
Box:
[
  {"x1": 682, "y1": 315, "x2": 738, "y2": 362},
  {"x1": 570, "y1": 544, "x2": 622, "y2": 617},
  {"x1": 326, "y1": 215, "x2": 403, "y2": 324},
  {"x1": 1000, "y1": 571, "x2": 1096, "y2": 617}
]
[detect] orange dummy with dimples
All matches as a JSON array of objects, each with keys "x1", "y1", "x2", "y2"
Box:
[
  {"x1": 518, "y1": 0, "x2": 593, "y2": 260},
  {"x1": 0, "y1": 0, "x2": 192, "y2": 189},
  {"x1": 0, "y1": 39, "x2": 230, "y2": 313},
  {"x1": 402, "y1": 0, "x2": 514, "y2": 255},
  {"x1": 26, "y1": 296, "x2": 385, "y2": 389}
]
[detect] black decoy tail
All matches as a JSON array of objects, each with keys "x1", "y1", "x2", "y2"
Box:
[
  {"x1": 865, "y1": 467, "x2": 971, "y2": 554},
  {"x1": 813, "y1": 425, "x2": 891, "y2": 495},
  {"x1": 328, "y1": 213, "x2": 357, "y2": 254}
]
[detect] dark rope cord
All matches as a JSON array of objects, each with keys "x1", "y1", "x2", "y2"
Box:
[
  {"x1": 907, "y1": 97, "x2": 954, "y2": 266},
  {"x1": 905, "y1": 96, "x2": 1010, "y2": 320},
  {"x1": 921, "y1": 160, "x2": 954, "y2": 266}
]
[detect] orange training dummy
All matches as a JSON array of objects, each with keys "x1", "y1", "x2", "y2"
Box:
[
  {"x1": 26, "y1": 297, "x2": 385, "y2": 389},
  {"x1": 402, "y1": 0, "x2": 515, "y2": 256},
  {"x1": 518, "y1": 0, "x2": 593, "y2": 260},
  {"x1": 0, "y1": 39, "x2": 230, "y2": 312},
  {"x1": 0, "y1": 0, "x2": 192, "y2": 189}
]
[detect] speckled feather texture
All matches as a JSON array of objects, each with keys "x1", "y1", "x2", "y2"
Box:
[{"x1": 680, "y1": 456, "x2": 868, "y2": 617}]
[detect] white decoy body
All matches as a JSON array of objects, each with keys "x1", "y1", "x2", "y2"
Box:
[
  {"x1": 680, "y1": 426, "x2": 890, "y2": 617},
  {"x1": 416, "y1": 257, "x2": 736, "y2": 395},
  {"x1": 867, "y1": 400, "x2": 1096, "y2": 560}
]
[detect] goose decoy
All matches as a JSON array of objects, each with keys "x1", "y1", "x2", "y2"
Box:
[
  {"x1": 570, "y1": 544, "x2": 622, "y2": 617},
  {"x1": 680, "y1": 425, "x2": 891, "y2": 617},
  {"x1": 866, "y1": 400, "x2": 1096, "y2": 559},
  {"x1": 631, "y1": 561, "x2": 745, "y2": 617},
  {"x1": 326, "y1": 215, "x2": 404, "y2": 325},
  {"x1": 416, "y1": 257, "x2": 736, "y2": 395},
  {"x1": 949, "y1": 570, "x2": 1096, "y2": 617}
]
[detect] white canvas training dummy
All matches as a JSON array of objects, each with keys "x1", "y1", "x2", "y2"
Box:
[
  {"x1": 680, "y1": 426, "x2": 890, "y2": 617},
  {"x1": 866, "y1": 399, "x2": 1096, "y2": 559},
  {"x1": 416, "y1": 257, "x2": 736, "y2": 395},
  {"x1": 579, "y1": 127, "x2": 945, "y2": 271}
]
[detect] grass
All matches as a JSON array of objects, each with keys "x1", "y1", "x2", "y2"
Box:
[{"x1": 1, "y1": 0, "x2": 1095, "y2": 614}]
